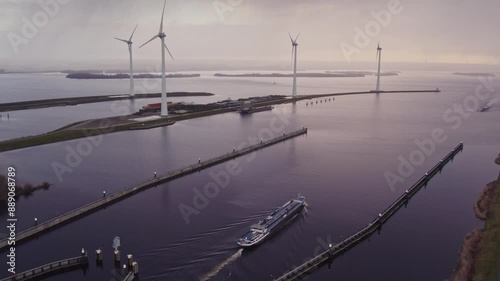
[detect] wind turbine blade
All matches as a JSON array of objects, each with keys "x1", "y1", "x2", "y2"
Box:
[
  {"x1": 129, "y1": 24, "x2": 138, "y2": 41},
  {"x1": 139, "y1": 35, "x2": 159, "y2": 48},
  {"x1": 164, "y1": 43, "x2": 174, "y2": 60},
  {"x1": 114, "y1": 37, "x2": 129, "y2": 44},
  {"x1": 294, "y1": 33, "x2": 300, "y2": 42},
  {"x1": 288, "y1": 32, "x2": 294, "y2": 43},
  {"x1": 160, "y1": 0, "x2": 167, "y2": 33}
]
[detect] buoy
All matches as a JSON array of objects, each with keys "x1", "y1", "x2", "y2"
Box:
[
  {"x1": 154, "y1": 172, "x2": 157, "y2": 178},
  {"x1": 103, "y1": 191, "x2": 106, "y2": 197},
  {"x1": 233, "y1": 147, "x2": 235, "y2": 153},
  {"x1": 198, "y1": 158, "x2": 201, "y2": 164},
  {"x1": 34, "y1": 218, "x2": 38, "y2": 225}
]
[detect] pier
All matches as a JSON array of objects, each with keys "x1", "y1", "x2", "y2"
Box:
[
  {"x1": 0, "y1": 253, "x2": 87, "y2": 281},
  {"x1": 274, "y1": 142, "x2": 463, "y2": 281},
  {"x1": 0, "y1": 128, "x2": 307, "y2": 249}
]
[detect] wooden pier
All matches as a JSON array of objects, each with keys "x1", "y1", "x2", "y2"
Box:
[
  {"x1": 0, "y1": 254, "x2": 87, "y2": 281},
  {"x1": 274, "y1": 142, "x2": 464, "y2": 281},
  {"x1": 0, "y1": 128, "x2": 307, "y2": 249}
]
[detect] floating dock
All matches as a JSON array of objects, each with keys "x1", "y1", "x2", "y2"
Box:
[
  {"x1": 0, "y1": 128, "x2": 308, "y2": 249},
  {"x1": 274, "y1": 142, "x2": 463, "y2": 281}
]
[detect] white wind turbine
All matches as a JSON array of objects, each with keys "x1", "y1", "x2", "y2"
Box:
[
  {"x1": 289, "y1": 33, "x2": 300, "y2": 97},
  {"x1": 376, "y1": 43, "x2": 382, "y2": 92},
  {"x1": 139, "y1": 0, "x2": 174, "y2": 117},
  {"x1": 115, "y1": 25, "x2": 138, "y2": 97}
]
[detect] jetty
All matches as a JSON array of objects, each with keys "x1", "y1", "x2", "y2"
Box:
[
  {"x1": 274, "y1": 142, "x2": 463, "y2": 281},
  {"x1": 0, "y1": 128, "x2": 308, "y2": 249},
  {"x1": 0, "y1": 252, "x2": 87, "y2": 281}
]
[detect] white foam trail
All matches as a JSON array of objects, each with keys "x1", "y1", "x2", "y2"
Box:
[{"x1": 199, "y1": 249, "x2": 243, "y2": 281}]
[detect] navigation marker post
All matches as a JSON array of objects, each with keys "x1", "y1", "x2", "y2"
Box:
[{"x1": 113, "y1": 236, "x2": 121, "y2": 263}]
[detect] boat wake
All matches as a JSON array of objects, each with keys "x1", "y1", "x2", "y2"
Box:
[{"x1": 199, "y1": 249, "x2": 244, "y2": 281}]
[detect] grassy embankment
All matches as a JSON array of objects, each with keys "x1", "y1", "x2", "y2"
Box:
[
  {"x1": 0, "y1": 95, "x2": 297, "y2": 152},
  {"x1": 472, "y1": 156, "x2": 500, "y2": 280},
  {"x1": 0, "y1": 91, "x2": 441, "y2": 153},
  {"x1": 0, "y1": 107, "x2": 238, "y2": 152},
  {"x1": 451, "y1": 155, "x2": 500, "y2": 281}
]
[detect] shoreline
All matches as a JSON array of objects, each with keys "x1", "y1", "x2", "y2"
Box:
[{"x1": 451, "y1": 154, "x2": 500, "y2": 281}]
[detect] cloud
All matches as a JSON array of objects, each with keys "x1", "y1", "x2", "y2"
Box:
[{"x1": 1, "y1": 0, "x2": 499, "y2": 68}]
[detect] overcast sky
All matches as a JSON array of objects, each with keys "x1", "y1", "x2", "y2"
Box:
[{"x1": 1, "y1": 0, "x2": 499, "y2": 70}]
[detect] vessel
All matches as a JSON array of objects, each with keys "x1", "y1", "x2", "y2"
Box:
[{"x1": 237, "y1": 194, "x2": 306, "y2": 247}]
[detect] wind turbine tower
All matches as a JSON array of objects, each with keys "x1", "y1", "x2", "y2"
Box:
[
  {"x1": 115, "y1": 25, "x2": 138, "y2": 97},
  {"x1": 289, "y1": 33, "x2": 300, "y2": 97},
  {"x1": 376, "y1": 44, "x2": 382, "y2": 92},
  {"x1": 140, "y1": 0, "x2": 174, "y2": 117}
]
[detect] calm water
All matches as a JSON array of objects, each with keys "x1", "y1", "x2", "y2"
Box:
[
  {"x1": 0, "y1": 70, "x2": 480, "y2": 141},
  {"x1": 0, "y1": 71, "x2": 499, "y2": 281}
]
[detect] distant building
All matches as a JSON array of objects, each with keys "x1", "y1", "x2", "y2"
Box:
[{"x1": 241, "y1": 101, "x2": 252, "y2": 113}]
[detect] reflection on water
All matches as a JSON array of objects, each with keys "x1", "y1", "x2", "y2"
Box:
[{"x1": 0, "y1": 71, "x2": 499, "y2": 281}]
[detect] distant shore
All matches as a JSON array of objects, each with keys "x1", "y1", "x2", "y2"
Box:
[
  {"x1": 452, "y1": 72, "x2": 496, "y2": 77},
  {"x1": 450, "y1": 154, "x2": 500, "y2": 281},
  {"x1": 66, "y1": 72, "x2": 201, "y2": 79},
  {"x1": 213, "y1": 71, "x2": 399, "y2": 78},
  {"x1": 214, "y1": 72, "x2": 363, "y2": 78}
]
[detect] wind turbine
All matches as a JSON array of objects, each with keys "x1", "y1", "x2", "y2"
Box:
[
  {"x1": 139, "y1": 0, "x2": 174, "y2": 117},
  {"x1": 289, "y1": 32, "x2": 300, "y2": 97},
  {"x1": 376, "y1": 43, "x2": 382, "y2": 93},
  {"x1": 115, "y1": 25, "x2": 138, "y2": 97}
]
